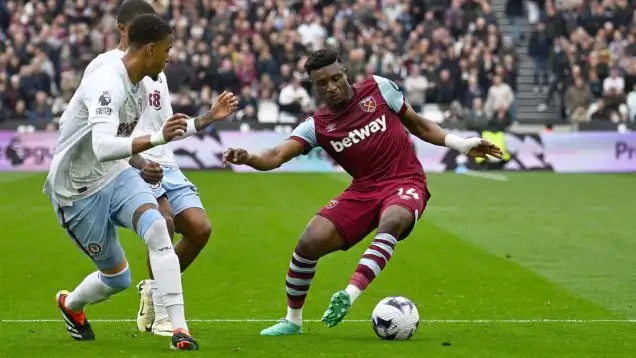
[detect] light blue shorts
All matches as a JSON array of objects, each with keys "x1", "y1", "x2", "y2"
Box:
[
  {"x1": 49, "y1": 167, "x2": 158, "y2": 270},
  {"x1": 146, "y1": 166, "x2": 203, "y2": 216}
]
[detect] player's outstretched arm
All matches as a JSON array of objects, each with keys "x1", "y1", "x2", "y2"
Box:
[
  {"x1": 91, "y1": 113, "x2": 189, "y2": 162},
  {"x1": 223, "y1": 139, "x2": 305, "y2": 171},
  {"x1": 399, "y1": 105, "x2": 503, "y2": 159}
]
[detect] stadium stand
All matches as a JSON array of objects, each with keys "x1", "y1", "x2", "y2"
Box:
[{"x1": 0, "y1": 0, "x2": 634, "y2": 132}]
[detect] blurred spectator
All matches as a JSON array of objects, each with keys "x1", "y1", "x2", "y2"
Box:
[
  {"x1": 27, "y1": 90, "x2": 53, "y2": 122},
  {"x1": 527, "y1": 0, "x2": 542, "y2": 25},
  {"x1": 13, "y1": 100, "x2": 27, "y2": 120},
  {"x1": 601, "y1": 87, "x2": 628, "y2": 122},
  {"x1": 465, "y1": 97, "x2": 491, "y2": 130},
  {"x1": 603, "y1": 67, "x2": 625, "y2": 96},
  {"x1": 278, "y1": 78, "x2": 311, "y2": 118},
  {"x1": 437, "y1": 69, "x2": 458, "y2": 109},
  {"x1": 463, "y1": 75, "x2": 484, "y2": 109},
  {"x1": 485, "y1": 74, "x2": 514, "y2": 122},
  {"x1": 0, "y1": 81, "x2": 8, "y2": 119},
  {"x1": 565, "y1": 76, "x2": 594, "y2": 121},
  {"x1": 238, "y1": 86, "x2": 259, "y2": 114},
  {"x1": 404, "y1": 67, "x2": 428, "y2": 113},
  {"x1": 528, "y1": 21, "x2": 552, "y2": 93},
  {"x1": 627, "y1": 84, "x2": 636, "y2": 121},
  {"x1": 505, "y1": 0, "x2": 524, "y2": 42},
  {"x1": 173, "y1": 92, "x2": 198, "y2": 117}
]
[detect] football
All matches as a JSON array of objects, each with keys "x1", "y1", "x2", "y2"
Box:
[{"x1": 371, "y1": 296, "x2": 420, "y2": 340}]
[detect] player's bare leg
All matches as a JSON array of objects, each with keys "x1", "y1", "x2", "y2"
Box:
[
  {"x1": 150, "y1": 207, "x2": 211, "y2": 336},
  {"x1": 322, "y1": 205, "x2": 415, "y2": 328},
  {"x1": 137, "y1": 196, "x2": 174, "y2": 333},
  {"x1": 173, "y1": 208, "x2": 212, "y2": 271},
  {"x1": 260, "y1": 216, "x2": 344, "y2": 336},
  {"x1": 56, "y1": 259, "x2": 131, "y2": 341}
]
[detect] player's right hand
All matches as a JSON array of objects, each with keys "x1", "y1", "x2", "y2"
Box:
[
  {"x1": 162, "y1": 113, "x2": 189, "y2": 142},
  {"x1": 141, "y1": 161, "x2": 163, "y2": 185},
  {"x1": 222, "y1": 148, "x2": 250, "y2": 166}
]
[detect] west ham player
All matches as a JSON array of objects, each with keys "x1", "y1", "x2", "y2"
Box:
[
  {"x1": 82, "y1": 0, "x2": 236, "y2": 336},
  {"x1": 223, "y1": 49, "x2": 502, "y2": 335},
  {"x1": 45, "y1": 14, "x2": 235, "y2": 350}
]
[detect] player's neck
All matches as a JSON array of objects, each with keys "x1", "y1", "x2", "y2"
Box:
[
  {"x1": 121, "y1": 55, "x2": 145, "y2": 84},
  {"x1": 117, "y1": 40, "x2": 128, "y2": 52}
]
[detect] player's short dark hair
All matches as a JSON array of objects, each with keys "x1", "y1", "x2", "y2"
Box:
[
  {"x1": 304, "y1": 49, "x2": 342, "y2": 75},
  {"x1": 127, "y1": 14, "x2": 172, "y2": 49},
  {"x1": 117, "y1": 0, "x2": 156, "y2": 26}
]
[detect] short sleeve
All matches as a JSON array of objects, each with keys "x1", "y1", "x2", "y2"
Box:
[
  {"x1": 84, "y1": 72, "x2": 126, "y2": 126},
  {"x1": 82, "y1": 57, "x2": 100, "y2": 79},
  {"x1": 159, "y1": 73, "x2": 174, "y2": 120},
  {"x1": 373, "y1": 75, "x2": 407, "y2": 115},
  {"x1": 289, "y1": 117, "x2": 318, "y2": 154}
]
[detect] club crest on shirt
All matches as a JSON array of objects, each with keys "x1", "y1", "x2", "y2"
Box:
[
  {"x1": 325, "y1": 200, "x2": 339, "y2": 209},
  {"x1": 359, "y1": 95, "x2": 376, "y2": 113}
]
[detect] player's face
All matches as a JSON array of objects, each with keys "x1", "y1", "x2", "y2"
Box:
[
  {"x1": 145, "y1": 35, "x2": 172, "y2": 80},
  {"x1": 310, "y1": 63, "x2": 351, "y2": 109}
]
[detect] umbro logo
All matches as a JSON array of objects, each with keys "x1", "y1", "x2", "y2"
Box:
[{"x1": 326, "y1": 123, "x2": 336, "y2": 132}]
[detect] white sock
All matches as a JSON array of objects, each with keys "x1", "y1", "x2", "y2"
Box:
[
  {"x1": 148, "y1": 280, "x2": 166, "y2": 314},
  {"x1": 164, "y1": 293, "x2": 188, "y2": 331},
  {"x1": 144, "y1": 219, "x2": 187, "y2": 332},
  {"x1": 65, "y1": 271, "x2": 115, "y2": 312},
  {"x1": 285, "y1": 307, "x2": 302, "y2": 325},
  {"x1": 345, "y1": 284, "x2": 362, "y2": 304}
]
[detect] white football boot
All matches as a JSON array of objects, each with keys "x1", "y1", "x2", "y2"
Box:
[
  {"x1": 136, "y1": 280, "x2": 155, "y2": 332},
  {"x1": 151, "y1": 298, "x2": 173, "y2": 336}
]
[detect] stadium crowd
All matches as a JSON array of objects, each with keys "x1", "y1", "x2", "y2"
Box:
[
  {"x1": 530, "y1": 0, "x2": 636, "y2": 124},
  {"x1": 0, "y1": 0, "x2": 518, "y2": 130}
]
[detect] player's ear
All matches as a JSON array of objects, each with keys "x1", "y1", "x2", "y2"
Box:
[
  {"x1": 145, "y1": 43, "x2": 155, "y2": 58},
  {"x1": 116, "y1": 23, "x2": 126, "y2": 36}
]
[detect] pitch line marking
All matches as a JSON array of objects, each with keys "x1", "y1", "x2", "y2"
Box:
[
  {"x1": 1, "y1": 319, "x2": 635, "y2": 324},
  {"x1": 459, "y1": 170, "x2": 509, "y2": 182}
]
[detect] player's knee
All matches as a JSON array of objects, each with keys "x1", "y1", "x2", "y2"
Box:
[
  {"x1": 296, "y1": 228, "x2": 328, "y2": 259},
  {"x1": 163, "y1": 214, "x2": 175, "y2": 239},
  {"x1": 379, "y1": 206, "x2": 414, "y2": 237},
  {"x1": 186, "y1": 220, "x2": 212, "y2": 249},
  {"x1": 99, "y1": 266, "x2": 132, "y2": 292},
  {"x1": 177, "y1": 210, "x2": 212, "y2": 249},
  {"x1": 136, "y1": 208, "x2": 164, "y2": 239},
  {"x1": 295, "y1": 237, "x2": 320, "y2": 259},
  {"x1": 132, "y1": 203, "x2": 158, "y2": 232},
  {"x1": 296, "y1": 216, "x2": 342, "y2": 259}
]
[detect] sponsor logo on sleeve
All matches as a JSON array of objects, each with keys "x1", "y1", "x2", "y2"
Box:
[{"x1": 98, "y1": 91, "x2": 111, "y2": 106}]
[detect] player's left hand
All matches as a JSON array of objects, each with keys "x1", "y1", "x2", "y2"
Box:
[
  {"x1": 141, "y1": 161, "x2": 163, "y2": 185},
  {"x1": 465, "y1": 138, "x2": 503, "y2": 159},
  {"x1": 209, "y1": 91, "x2": 239, "y2": 121}
]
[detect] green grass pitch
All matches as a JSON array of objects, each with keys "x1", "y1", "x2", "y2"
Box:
[{"x1": 0, "y1": 171, "x2": 635, "y2": 357}]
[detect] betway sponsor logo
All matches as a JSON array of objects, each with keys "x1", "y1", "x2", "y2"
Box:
[{"x1": 330, "y1": 115, "x2": 387, "y2": 152}]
